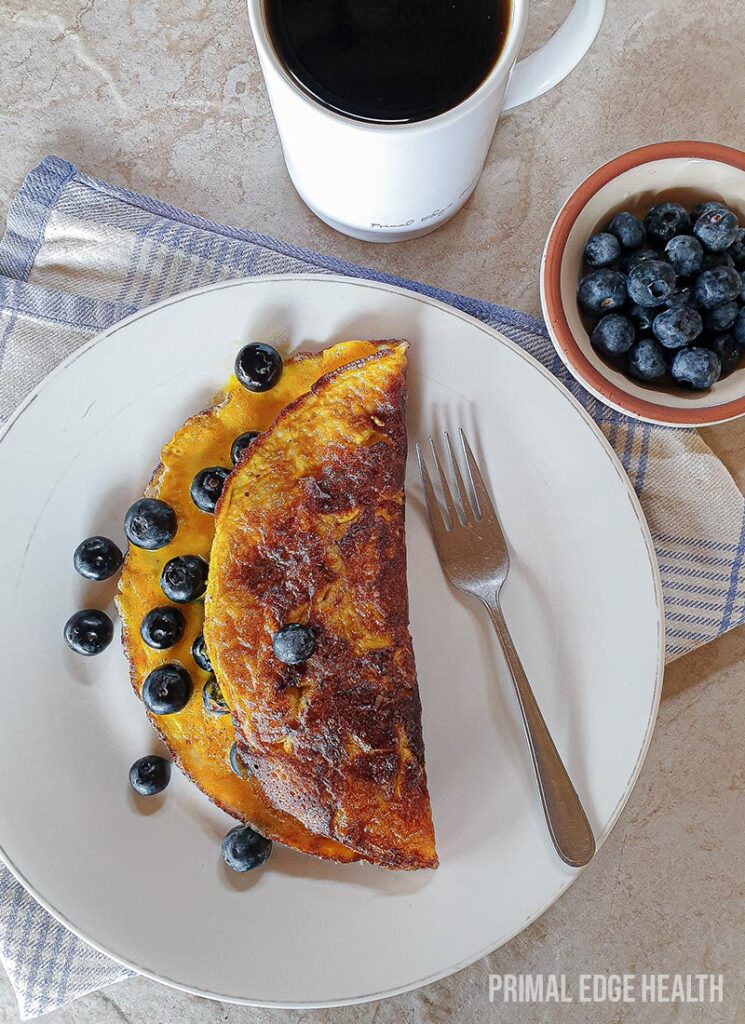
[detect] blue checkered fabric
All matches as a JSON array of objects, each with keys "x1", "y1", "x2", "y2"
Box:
[{"x1": 0, "y1": 156, "x2": 744, "y2": 1016}]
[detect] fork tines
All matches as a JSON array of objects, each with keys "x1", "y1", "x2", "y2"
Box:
[{"x1": 416, "y1": 429, "x2": 493, "y2": 531}]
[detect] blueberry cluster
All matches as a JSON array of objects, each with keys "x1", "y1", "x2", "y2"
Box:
[
  {"x1": 59, "y1": 343, "x2": 305, "y2": 870},
  {"x1": 579, "y1": 201, "x2": 745, "y2": 390}
]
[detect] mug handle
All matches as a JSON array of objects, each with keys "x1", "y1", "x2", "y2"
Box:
[{"x1": 502, "y1": 0, "x2": 606, "y2": 111}]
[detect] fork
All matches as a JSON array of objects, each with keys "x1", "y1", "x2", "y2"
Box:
[{"x1": 416, "y1": 430, "x2": 596, "y2": 868}]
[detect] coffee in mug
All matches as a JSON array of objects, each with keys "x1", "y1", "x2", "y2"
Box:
[{"x1": 264, "y1": 0, "x2": 512, "y2": 124}]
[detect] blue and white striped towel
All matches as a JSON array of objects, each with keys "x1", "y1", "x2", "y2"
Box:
[{"x1": 1, "y1": 156, "x2": 744, "y2": 1018}]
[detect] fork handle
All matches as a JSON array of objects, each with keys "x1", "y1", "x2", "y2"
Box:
[{"x1": 483, "y1": 600, "x2": 596, "y2": 868}]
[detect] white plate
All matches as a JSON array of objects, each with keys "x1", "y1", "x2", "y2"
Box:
[{"x1": 0, "y1": 275, "x2": 663, "y2": 1007}]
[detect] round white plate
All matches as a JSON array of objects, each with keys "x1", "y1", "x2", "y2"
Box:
[{"x1": 0, "y1": 275, "x2": 663, "y2": 1007}]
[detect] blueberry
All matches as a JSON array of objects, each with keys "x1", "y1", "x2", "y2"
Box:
[
  {"x1": 124, "y1": 498, "x2": 177, "y2": 551},
  {"x1": 607, "y1": 211, "x2": 645, "y2": 250},
  {"x1": 235, "y1": 343, "x2": 283, "y2": 393},
  {"x1": 620, "y1": 248, "x2": 658, "y2": 274},
  {"x1": 626, "y1": 260, "x2": 676, "y2": 307},
  {"x1": 584, "y1": 232, "x2": 621, "y2": 268},
  {"x1": 73, "y1": 536, "x2": 123, "y2": 581},
  {"x1": 671, "y1": 347, "x2": 721, "y2": 390},
  {"x1": 730, "y1": 227, "x2": 745, "y2": 268},
  {"x1": 690, "y1": 200, "x2": 725, "y2": 221},
  {"x1": 140, "y1": 606, "x2": 185, "y2": 650},
  {"x1": 230, "y1": 431, "x2": 260, "y2": 466},
  {"x1": 129, "y1": 754, "x2": 171, "y2": 796},
  {"x1": 221, "y1": 824, "x2": 272, "y2": 872},
  {"x1": 664, "y1": 235, "x2": 703, "y2": 276},
  {"x1": 229, "y1": 742, "x2": 252, "y2": 780},
  {"x1": 578, "y1": 270, "x2": 627, "y2": 315},
  {"x1": 693, "y1": 207, "x2": 738, "y2": 251},
  {"x1": 734, "y1": 308, "x2": 745, "y2": 346},
  {"x1": 652, "y1": 305, "x2": 703, "y2": 349},
  {"x1": 703, "y1": 300, "x2": 739, "y2": 332},
  {"x1": 644, "y1": 202, "x2": 690, "y2": 243},
  {"x1": 627, "y1": 337, "x2": 667, "y2": 382},
  {"x1": 160, "y1": 555, "x2": 209, "y2": 603},
  {"x1": 142, "y1": 664, "x2": 192, "y2": 715},
  {"x1": 190, "y1": 466, "x2": 230, "y2": 514},
  {"x1": 705, "y1": 333, "x2": 740, "y2": 376},
  {"x1": 191, "y1": 632, "x2": 213, "y2": 673},
  {"x1": 591, "y1": 314, "x2": 635, "y2": 356},
  {"x1": 702, "y1": 250, "x2": 735, "y2": 271},
  {"x1": 741, "y1": 271, "x2": 745, "y2": 302},
  {"x1": 692, "y1": 266, "x2": 741, "y2": 309},
  {"x1": 628, "y1": 303, "x2": 654, "y2": 333},
  {"x1": 64, "y1": 609, "x2": 114, "y2": 656},
  {"x1": 203, "y1": 675, "x2": 230, "y2": 716},
  {"x1": 272, "y1": 623, "x2": 316, "y2": 665}
]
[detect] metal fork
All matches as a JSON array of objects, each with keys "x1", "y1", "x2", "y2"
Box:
[{"x1": 416, "y1": 430, "x2": 596, "y2": 868}]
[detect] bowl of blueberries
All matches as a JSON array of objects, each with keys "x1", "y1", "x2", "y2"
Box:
[{"x1": 540, "y1": 141, "x2": 745, "y2": 426}]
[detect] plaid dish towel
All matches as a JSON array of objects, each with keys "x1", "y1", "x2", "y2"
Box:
[{"x1": 1, "y1": 156, "x2": 744, "y2": 1018}]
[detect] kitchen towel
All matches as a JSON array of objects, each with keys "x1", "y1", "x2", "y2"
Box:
[{"x1": 0, "y1": 156, "x2": 744, "y2": 1017}]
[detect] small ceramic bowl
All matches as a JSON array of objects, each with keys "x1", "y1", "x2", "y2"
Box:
[{"x1": 540, "y1": 141, "x2": 745, "y2": 427}]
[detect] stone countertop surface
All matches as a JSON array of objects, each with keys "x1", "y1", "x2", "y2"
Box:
[{"x1": 0, "y1": 0, "x2": 744, "y2": 1021}]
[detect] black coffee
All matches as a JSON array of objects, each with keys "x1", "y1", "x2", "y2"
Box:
[{"x1": 264, "y1": 0, "x2": 511, "y2": 124}]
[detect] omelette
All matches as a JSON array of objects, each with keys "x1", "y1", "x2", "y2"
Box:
[{"x1": 118, "y1": 339, "x2": 436, "y2": 869}]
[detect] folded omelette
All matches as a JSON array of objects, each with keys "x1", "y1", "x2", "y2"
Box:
[{"x1": 118, "y1": 339, "x2": 437, "y2": 869}]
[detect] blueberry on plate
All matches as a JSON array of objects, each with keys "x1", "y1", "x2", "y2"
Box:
[
  {"x1": 203, "y1": 675, "x2": 230, "y2": 715},
  {"x1": 235, "y1": 343, "x2": 283, "y2": 393},
  {"x1": 671, "y1": 347, "x2": 722, "y2": 389},
  {"x1": 690, "y1": 200, "x2": 725, "y2": 221},
  {"x1": 702, "y1": 250, "x2": 735, "y2": 271},
  {"x1": 190, "y1": 466, "x2": 230, "y2": 514},
  {"x1": 626, "y1": 259, "x2": 676, "y2": 307},
  {"x1": 191, "y1": 632, "x2": 213, "y2": 672},
  {"x1": 584, "y1": 232, "x2": 621, "y2": 268},
  {"x1": 665, "y1": 235, "x2": 703, "y2": 277},
  {"x1": 693, "y1": 207, "x2": 738, "y2": 252},
  {"x1": 607, "y1": 211, "x2": 645, "y2": 250},
  {"x1": 229, "y1": 742, "x2": 252, "y2": 780},
  {"x1": 142, "y1": 664, "x2": 192, "y2": 715},
  {"x1": 230, "y1": 431, "x2": 260, "y2": 466},
  {"x1": 627, "y1": 303, "x2": 655, "y2": 333},
  {"x1": 591, "y1": 314, "x2": 635, "y2": 357},
  {"x1": 64, "y1": 609, "x2": 114, "y2": 656},
  {"x1": 692, "y1": 266, "x2": 741, "y2": 309},
  {"x1": 221, "y1": 824, "x2": 272, "y2": 872},
  {"x1": 705, "y1": 333, "x2": 740, "y2": 376},
  {"x1": 577, "y1": 269, "x2": 627, "y2": 315},
  {"x1": 129, "y1": 754, "x2": 171, "y2": 796},
  {"x1": 160, "y1": 555, "x2": 209, "y2": 603},
  {"x1": 124, "y1": 498, "x2": 177, "y2": 550},
  {"x1": 644, "y1": 202, "x2": 690, "y2": 243},
  {"x1": 73, "y1": 536, "x2": 123, "y2": 581},
  {"x1": 140, "y1": 606, "x2": 185, "y2": 650},
  {"x1": 652, "y1": 305, "x2": 703, "y2": 349},
  {"x1": 620, "y1": 247, "x2": 658, "y2": 275},
  {"x1": 627, "y1": 337, "x2": 667, "y2": 382},
  {"x1": 703, "y1": 300, "x2": 739, "y2": 333},
  {"x1": 730, "y1": 227, "x2": 745, "y2": 268},
  {"x1": 272, "y1": 623, "x2": 316, "y2": 665},
  {"x1": 733, "y1": 308, "x2": 745, "y2": 346}
]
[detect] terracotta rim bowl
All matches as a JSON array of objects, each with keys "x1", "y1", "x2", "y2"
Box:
[{"x1": 540, "y1": 141, "x2": 745, "y2": 427}]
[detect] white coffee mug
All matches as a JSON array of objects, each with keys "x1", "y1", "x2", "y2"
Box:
[{"x1": 247, "y1": 0, "x2": 606, "y2": 243}]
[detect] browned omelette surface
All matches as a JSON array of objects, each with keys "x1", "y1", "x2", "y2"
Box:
[
  {"x1": 116, "y1": 341, "x2": 381, "y2": 862},
  {"x1": 205, "y1": 342, "x2": 438, "y2": 870}
]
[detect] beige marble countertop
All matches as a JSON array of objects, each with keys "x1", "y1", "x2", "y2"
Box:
[{"x1": 1, "y1": 0, "x2": 744, "y2": 1021}]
